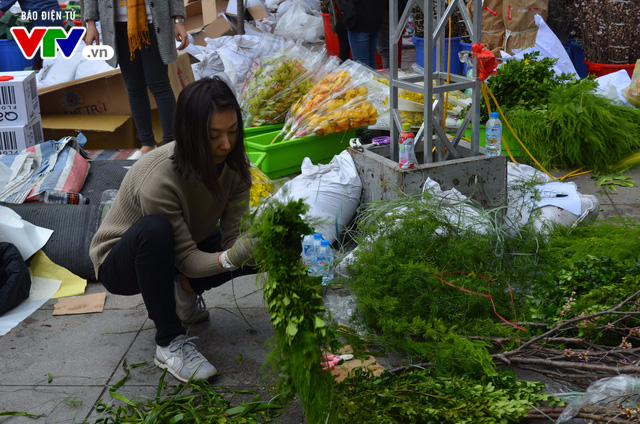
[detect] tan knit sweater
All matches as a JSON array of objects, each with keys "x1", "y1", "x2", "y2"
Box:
[{"x1": 89, "y1": 142, "x2": 251, "y2": 280}]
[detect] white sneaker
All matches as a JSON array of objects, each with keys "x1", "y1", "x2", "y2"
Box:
[
  {"x1": 154, "y1": 335, "x2": 217, "y2": 382},
  {"x1": 174, "y1": 277, "x2": 210, "y2": 324},
  {"x1": 128, "y1": 150, "x2": 143, "y2": 160}
]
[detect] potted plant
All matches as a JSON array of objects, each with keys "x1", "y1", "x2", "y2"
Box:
[{"x1": 575, "y1": 0, "x2": 640, "y2": 77}]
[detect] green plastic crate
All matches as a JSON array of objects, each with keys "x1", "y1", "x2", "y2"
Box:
[
  {"x1": 463, "y1": 124, "x2": 525, "y2": 157},
  {"x1": 244, "y1": 123, "x2": 285, "y2": 138},
  {"x1": 246, "y1": 151, "x2": 266, "y2": 167},
  {"x1": 244, "y1": 130, "x2": 356, "y2": 178}
]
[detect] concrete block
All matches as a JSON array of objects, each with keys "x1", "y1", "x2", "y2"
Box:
[{"x1": 348, "y1": 143, "x2": 507, "y2": 208}]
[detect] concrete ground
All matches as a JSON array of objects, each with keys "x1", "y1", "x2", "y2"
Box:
[{"x1": 1, "y1": 39, "x2": 640, "y2": 424}]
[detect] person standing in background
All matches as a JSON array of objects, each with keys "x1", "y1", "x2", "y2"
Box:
[
  {"x1": 377, "y1": 0, "x2": 408, "y2": 70},
  {"x1": 0, "y1": 0, "x2": 63, "y2": 27},
  {"x1": 83, "y1": 0, "x2": 189, "y2": 155},
  {"x1": 326, "y1": 0, "x2": 350, "y2": 62},
  {"x1": 336, "y1": 0, "x2": 385, "y2": 68}
]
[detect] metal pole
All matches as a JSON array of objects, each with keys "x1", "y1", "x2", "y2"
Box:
[{"x1": 236, "y1": 0, "x2": 245, "y2": 35}]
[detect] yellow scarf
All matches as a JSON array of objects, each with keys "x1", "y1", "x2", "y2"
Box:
[{"x1": 122, "y1": 0, "x2": 151, "y2": 60}]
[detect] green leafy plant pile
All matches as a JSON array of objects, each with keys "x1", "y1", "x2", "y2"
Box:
[
  {"x1": 92, "y1": 365, "x2": 284, "y2": 423},
  {"x1": 504, "y1": 81, "x2": 640, "y2": 173},
  {"x1": 344, "y1": 192, "x2": 552, "y2": 370},
  {"x1": 482, "y1": 52, "x2": 579, "y2": 121},
  {"x1": 345, "y1": 191, "x2": 640, "y2": 361},
  {"x1": 545, "y1": 217, "x2": 640, "y2": 265},
  {"x1": 252, "y1": 198, "x2": 341, "y2": 424},
  {"x1": 523, "y1": 219, "x2": 640, "y2": 324},
  {"x1": 335, "y1": 368, "x2": 562, "y2": 424}
]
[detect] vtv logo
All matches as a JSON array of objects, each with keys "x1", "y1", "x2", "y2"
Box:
[{"x1": 10, "y1": 27, "x2": 114, "y2": 61}]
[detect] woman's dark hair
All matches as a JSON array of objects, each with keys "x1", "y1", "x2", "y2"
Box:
[{"x1": 172, "y1": 76, "x2": 251, "y2": 199}]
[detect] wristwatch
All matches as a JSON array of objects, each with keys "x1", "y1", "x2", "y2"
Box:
[{"x1": 174, "y1": 17, "x2": 185, "y2": 24}]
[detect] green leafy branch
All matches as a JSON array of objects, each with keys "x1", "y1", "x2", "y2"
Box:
[{"x1": 252, "y1": 198, "x2": 341, "y2": 424}]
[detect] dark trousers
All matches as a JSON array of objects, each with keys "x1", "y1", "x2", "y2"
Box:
[
  {"x1": 98, "y1": 215, "x2": 257, "y2": 346},
  {"x1": 335, "y1": 18, "x2": 351, "y2": 62},
  {"x1": 115, "y1": 22, "x2": 176, "y2": 147}
]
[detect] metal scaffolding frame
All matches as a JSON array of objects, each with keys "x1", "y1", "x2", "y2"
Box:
[{"x1": 388, "y1": 0, "x2": 482, "y2": 163}]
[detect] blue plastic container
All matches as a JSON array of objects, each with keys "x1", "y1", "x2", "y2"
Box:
[
  {"x1": 413, "y1": 36, "x2": 463, "y2": 75},
  {"x1": 568, "y1": 40, "x2": 588, "y2": 79},
  {"x1": 0, "y1": 39, "x2": 35, "y2": 72}
]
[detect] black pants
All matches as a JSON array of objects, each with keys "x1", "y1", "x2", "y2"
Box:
[
  {"x1": 98, "y1": 215, "x2": 257, "y2": 346},
  {"x1": 115, "y1": 22, "x2": 176, "y2": 147},
  {"x1": 335, "y1": 18, "x2": 351, "y2": 62}
]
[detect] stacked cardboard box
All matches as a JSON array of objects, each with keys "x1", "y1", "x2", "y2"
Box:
[
  {"x1": 0, "y1": 71, "x2": 44, "y2": 155},
  {"x1": 37, "y1": 0, "x2": 271, "y2": 150},
  {"x1": 39, "y1": 53, "x2": 196, "y2": 149},
  {"x1": 467, "y1": 0, "x2": 549, "y2": 56},
  {"x1": 185, "y1": 0, "x2": 269, "y2": 45}
]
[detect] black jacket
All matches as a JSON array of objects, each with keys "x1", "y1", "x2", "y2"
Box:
[
  {"x1": 336, "y1": 0, "x2": 386, "y2": 33},
  {"x1": 0, "y1": 242, "x2": 30, "y2": 316}
]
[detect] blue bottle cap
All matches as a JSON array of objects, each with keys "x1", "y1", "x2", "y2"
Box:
[
  {"x1": 314, "y1": 233, "x2": 323, "y2": 239},
  {"x1": 321, "y1": 240, "x2": 330, "y2": 246},
  {"x1": 490, "y1": 112, "x2": 499, "y2": 118}
]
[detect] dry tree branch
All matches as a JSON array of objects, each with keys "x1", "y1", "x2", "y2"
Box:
[{"x1": 499, "y1": 290, "x2": 640, "y2": 359}]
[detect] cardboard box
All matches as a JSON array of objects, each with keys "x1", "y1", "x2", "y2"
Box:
[
  {"x1": 0, "y1": 71, "x2": 40, "y2": 126},
  {"x1": 192, "y1": 13, "x2": 264, "y2": 45},
  {"x1": 41, "y1": 114, "x2": 137, "y2": 150},
  {"x1": 38, "y1": 52, "x2": 196, "y2": 116},
  {"x1": 38, "y1": 53, "x2": 196, "y2": 150},
  {"x1": 185, "y1": 0, "x2": 229, "y2": 32},
  {"x1": 193, "y1": 14, "x2": 237, "y2": 45},
  {"x1": 0, "y1": 115, "x2": 44, "y2": 155},
  {"x1": 226, "y1": 0, "x2": 270, "y2": 21}
]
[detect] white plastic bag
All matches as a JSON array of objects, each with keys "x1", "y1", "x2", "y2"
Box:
[
  {"x1": 37, "y1": 51, "x2": 85, "y2": 88},
  {"x1": 595, "y1": 70, "x2": 633, "y2": 107},
  {"x1": 557, "y1": 375, "x2": 640, "y2": 423},
  {"x1": 500, "y1": 14, "x2": 577, "y2": 77},
  {"x1": 271, "y1": 150, "x2": 362, "y2": 244},
  {"x1": 275, "y1": 0, "x2": 323, "y2": 43},
  {"x1": 74, "y1": 58, "x2": 114, "y2": 80}
]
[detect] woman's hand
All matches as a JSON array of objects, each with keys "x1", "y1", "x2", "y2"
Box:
[
  {"x1": 225, "y1": 234, "x2": 259, "y2": 268},
  {"x1": 85, "y1": 20, "x2": 100, "y2": 45},
  {"x1": 174, "y1": 21, "x2": 189, "y2": 50}
]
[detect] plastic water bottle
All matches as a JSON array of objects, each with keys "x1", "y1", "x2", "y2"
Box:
[
  {"x1": 42, "y1": 190, "x2": 89, "y2": 205},
  {"x1": 485, "y1": 112, "x2": 502, "y2": 157},
  {"x1": 301, "y1": 234, "x2": 316, "y2": 272},
  {"x1": 99, "y1": 189, "x2": 118, "y2": 205},
  {"x1": 399, "y1": 122, "x2": 415, "y2": 169},
  {"x1": 315, "y1": 240, "x2": 334, "y2": 285},
  {"x1": 309, "y1": 233, "x2": 324, "y2": 275}
]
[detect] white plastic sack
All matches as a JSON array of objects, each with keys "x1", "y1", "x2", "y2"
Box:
[
  {"x1": 275, "y1": 0, "x2": 323, "y2": 43},
  {"x1": 37, "y1": 51, "x2": 85, "y2": 88},
  {"x1": 204, "y1": 34, "x2": 286, "y2": 92},
  {"x1": 500, "y1": 14, "x2": 577, "y2": 77},
  {"x1": 422, "y1": 178, "x2": 494, "y2": 235},
  {"x1": 74, "y1": 58, "x2": 115, "y2": 80},
  {"x1": 595, "y1": 70, "x2": 633, "y2": 107},
  {"x1": 505, "y1": 163, "x2": 599, "y2": 233},
  {"x1": 192, "y1": 50, "x2": 225, "y2": 79},
  {"x1": 193, "y1": 50, "x2": 238, "y2": 95},
  {"x1": 272, "y1": 150, "x2": 362, "y2": 244},
  {"x1": 182, "y1": 33, "x2": 206, "y2": 59},
  {"x1": 265, "y1": 0, "x2": 285, "y2": 10},
  {"x1": 253, "y1": 15, "x2": 278, "y2": 33}
]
